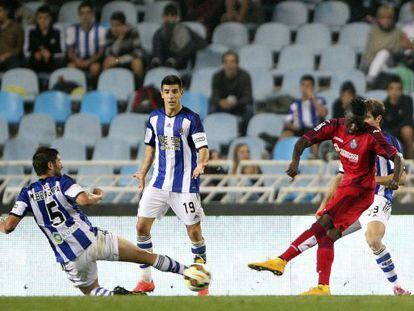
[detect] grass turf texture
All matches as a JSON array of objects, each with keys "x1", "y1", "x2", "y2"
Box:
[{"x1": 1, "y1": 296, "x2": 414, "y2": 311}]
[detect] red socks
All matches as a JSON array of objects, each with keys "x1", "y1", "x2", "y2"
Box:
[{"x1": 317, "y1": 235, "x2": 334, "y2": 285}]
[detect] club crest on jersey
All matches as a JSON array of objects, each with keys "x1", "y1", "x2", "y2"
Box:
[
  {"x1": 350, "y1": 139, "x2": 357, "y2": 149},
  {"x1": 53, "y1": 232, "x2": 63, "y2": 244}
]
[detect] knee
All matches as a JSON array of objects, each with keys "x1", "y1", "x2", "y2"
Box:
[
  {"x1": 136, "y1": 221, "x2": 151, "y2": 236},
  {"x1": 365, "y1": 232, "x2": 382, "y2": 252}
]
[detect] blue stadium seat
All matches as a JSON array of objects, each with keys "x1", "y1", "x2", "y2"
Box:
[
  {"x1": 227, "y1": 136, "x2": 266, "y2": 160},
  {"x1": 18, "y1": 113, "x2": 56, "y2": 146},
  {"x1": 319, "y1": 45, "x2": 356, "y2": 72},
  {"x1": 1, "y1": 68, "x2": 39, "y2": 100},
  {"x1": 338, "y1": 22, "x2": 370, "y2": 54},
  {"x1": 0, "y1": 91, "x2": 24, "y2": 124},
  {"x1": 98, "y1": 68, "x2": 134, "y2": 102},
  {"x1": 272, "y1": 1, "x2": 308, "y2": 30},
  {"x1": 144, "y1": 67, "x2": 180, "y2": 90},
  {"x1": 254, "y1": 22, "x2": 291, "y2": 53},
  {"x1": 4, "y1": 137, "x2": 38, "y2": 160},
  {"x1": 118, "y1": 165, "x2": 139, "y2": 187},
  {"x1": 101, "y1": 1, "x2": 137, "y2": 25},
  {"x1": 0, "y1": 116, "x2": 9, "y2": 146},
  {"x1": 108, "y1": 113, "x2": 148, "y2": 148},
  {"x1": 58, "y1": 1, "x2": 82, "y2": 23},
  {"x1": 48, "y1": 67, "x2": 87, "y2": 100},
  {"x1": 212, "y1": 22, "x2": 248, "y2": 49},
  {"x1": 64, "y1": 113, "x2": 102, "y2": 148},
  {"x1": 77, "y1": 165, "x2": 115, "y2": 189},
  {"x1": 194, "y1": 48, "x2": 223, "y2": 69},
  {"x1": 144, "y1": 1, "x2": 173, "y2": 23},
  {"x1": 136, "y1": 140, "x2": 147, "y2": 161},
  {"x1": 239, "y1": 44, "x2": 273, "y2": 70},
  {"x1": 331, "y1": 69, "x2": 366, "y2": 95},
  {"x1": 136, "y1": 22, "x2": 161, "y2": 54},
  {"x1": 275, "y1": 45, "x2": 315, "y2": 73},
  {"x1": 183, "y1": 21, "x2": 207, "y2": 39},
  {"x1": 204, "y1": 113, "x2": 238, "y2": 146},
  {"x1": 247, "y1": 113, "x2": 288, "y2": 138},
  {"x1": 314, "y1": 1, "x2": 350, "y2": 31},
  {"x1": 273, "y1": 137, "x2": 310, "y2": 160},
  {"x1": 93, "y1": 138, "x2": 130, "y2": 161},
  {"x1": 399, "y1": 2, "x2": 413, "y2": 24},
  {"x1": 81, "y1": 91, "x2": 118, "y2": 125},
  {"x1": 181, "y1": 92, "x2": 208, "y2": 120},
  {"x1": 34, "y1": 91, "x2": 71, "y2": 123},
  {"x1": 364, "y1": 90, "x2": 387, "y2": 101},
  {"x1": 190, "y1": 67, "x2": 217, "y2": 98},
  {"x1": 51, "y1": 138, "x2": 86, "y2": 161},
  {"x1": 295, "y1": 23, "x2": 331, "y2": 55},
  {"x1": 244, "y1": 67, "x2": 274, "y2": 102}
]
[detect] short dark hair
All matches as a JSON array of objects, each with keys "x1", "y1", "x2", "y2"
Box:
[
  {"x1": 387, "y1": 75, "x2": 402, "y2": 88},
  {"x1": 222, "y1": 50, "x2": 239, "y2": 64},
  {"x1": 340, "y1": 81, "x2": 356, "y2": 95},
  {"x1": 78, "y1": 0, "x2": 93, "y2": 12},
  {"x1": 300, "y1": 74, "x2": 315, "y2": 86},
  {"x1": 365, "y1": 98, "x2": 385, "y2": 120},
  {"x1": 350, "y1": 97, "x2": 367, "y2": 117},
  {"x1": 163, "y1": 3, "x2": 178, "y2": 16},
  {"x1": 161, "y1": 75, "x2": 182, "y2": 89},
  {"x1": 36, "y1": 5, "x2": 52, "y2": 16},
  {"x1": 110, "y1": 11, "x2": 126, "y2": 24},
  {"x1": 32, "y1": 147, "x2": 59, "y2": 176}
]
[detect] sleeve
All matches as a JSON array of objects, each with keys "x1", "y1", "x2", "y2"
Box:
[
  {"x1": 10, "y1": 189, "x2": 31, "y2": 218},
  {"x1": 98, "y1": 26, "x2": 106, "y2": 48},
  {"x1": 402, "y1": 96, "x2": 413, "y2": 126},
  {"x1": 144, "y1": 117, "x2": 156, "y2": 146},
  {"x1": 285, "y1": 102, "x2": 296, "y2": 124},
  {"x1": 371, "y1": 130, "x2": 398, "y2": 160},
  {"x1": 338, "y1": 163, "x2": 344, "y2": 174},
  {"x1": 61, "y1": 175, "x2": 85, "y2": 200},
  {"x1": 66, "y1": 26, "x2": 75, "y2": 48},
  {"x1": 303, "y1": 119, "x2": 338, "y2": 144},
  {"x1": 189, "y1": 114, "x2": 208, "y2": 149}
]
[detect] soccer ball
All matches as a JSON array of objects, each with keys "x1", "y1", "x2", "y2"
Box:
[{"x1": 183, "y1": 263, "x2": 211, "y2": 291}]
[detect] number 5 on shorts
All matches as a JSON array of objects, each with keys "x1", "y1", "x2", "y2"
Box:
[{"x1": 183, "y1": 202, "x2": 195, "y2": 214}]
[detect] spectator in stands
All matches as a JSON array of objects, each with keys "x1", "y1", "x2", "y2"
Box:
[
  {"x1": 24, "y1": 5, "x2": 64, "y2": 73},
  {"x1": 151, "y1": 3, "x2": 204, "y2": 69},
  {"x1": 383, "y1": 75, "x2": 414, "y2": 159},
  {"x1": 66, "y1": 1, "x2": 106, "y2": 87},
  {"x1": 0, "y1": 1, "x2": 23, "y2": 71},
  {"x1": 282, "y1": 75, "x2": 327, "y2": 137},
  {"x1": 221, "y1": 0, "x2": 264, "y2": 24},
  {"x1": 361, "y1": 5, "x2": 414, "y2": 85},
  {"x1": 104, "y1": 11, "x2": 145, "y2": 88},
  {"x1": 211, "y1": 50, "x2": 253, "y2": 121},
  {"x1": 231, "y1": 144, "x2": 261, "y2": 175},
  {"x1": 332, "y1": 81, "x2": 357, "y2": 119},
  {"x1": 204, "y1": 149, "x2": 227, "y2": 174}
]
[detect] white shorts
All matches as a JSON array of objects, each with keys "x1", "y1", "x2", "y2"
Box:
[
  {"x1": 62, "y1": 230, "x2": 119, "y2": 288},
  {"x1": 138, "y1": 186, "x2": 205, "y2": 226},
  {"x1": 359, "y1": 195, "x2": 392, "y2": 229}
]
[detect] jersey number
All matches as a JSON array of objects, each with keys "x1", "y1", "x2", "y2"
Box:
[
  {"x1": 368, "y1": 205, "x2": 379, "y2": 217},
  {"x1": 46, "y1": 201, "x2": 66, "y2": 226},
  {"x1": 183, "y1": 202, "x2": 196, "y2": 214}
]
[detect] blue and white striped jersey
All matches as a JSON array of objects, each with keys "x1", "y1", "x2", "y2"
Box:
[
  {"x1": 286, "y1": 97, "x2": 327, "y2": 130},
  {"x1": 145, "y1": 107, "x2": 208, "y2": 193},
  {"x1": 66, "y1": 23, "x2": 106, "y2": 59},
  {"x1": 339, "y1": 132, "x2": 402, "y2": 202},
  {"x1": 10, "y1": 175, "x2": 97, "y2": 263}
]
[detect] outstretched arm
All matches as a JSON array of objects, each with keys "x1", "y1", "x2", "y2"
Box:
[
  {"x1": 286, "y1": 137, "x2": 312, "y2": 178},
  {"x1": 387, "y1": 153, "x2": 404, "y2": 190},
  {"x1": 376, "y1": 171, "x2": 407, "y2": 186},
  {"x1": 76, "y1": 188, "x2": 104, "y2": 206},
  {"x1": 0, "y1": 215, "x2": 22, "y2": 234}
]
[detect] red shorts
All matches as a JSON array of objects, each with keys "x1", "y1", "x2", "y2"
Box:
[{"x1": 321, "y1": 186, "x2": 375, "y2": 232}]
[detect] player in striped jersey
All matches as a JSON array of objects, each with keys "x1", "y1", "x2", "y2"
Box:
[
  {"x1": 311, "y1": 99, "x2": 410, "y2": 295},
  {"x1": 0, "y1": 147, "x2": 188, "y2": 296},
  {"x1": 133, "y1": 75, "x2": 209, "y2": 295}
]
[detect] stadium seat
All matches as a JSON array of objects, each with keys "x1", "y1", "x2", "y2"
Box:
[
  {"x1": 275, "y1": 45, "x2": 315, "y2": 73},
  {"x1": 212, "y1": 22, "x2": 248, "y2": 49},
  {"x1": 239, "y1": 44, "x2": 273, "y2": 70},
  {"x1": 227, "y1": 136, "x2": 266, "y2": 160},
  {"x1": 273, "y1": 137, "x2": 310, "y2": 160},
  {"x1": 93, "y1": 138, "x2": 130, "y2": 161},
  {"x1": 338, "y1": 22, "x2": 370, "y2": 54},
  {"x1": 18, "y1": 113, "x2": 56, "y2": 146},
  {"x1": 101, "y1": 1, "x2": 138, "y2": 25},
  {"x1": 98, "y1": 68, "x2": 134, "y2": 102},
  {"x1": 280, "y1": 70, "x2": 316, "y2": 98},
  {"x1": 313, "y1": 1, "x2": 350, "y2": 31},
  {"x1": 399, "y1": 2, "x2": 412, "y2": 24},
  {"x1": 190, "y1": 67, "x2": 217, "y2": 99},
  {"x1": 319, "y1": 45, "x2": 356, "y2": 72},
  {"x1": 64, "y1": 113, "x2": 102, "y2": 148},
  {"x1": 183, "y1": 21, "x2": 207, "y2": 39},
  {"x1": 181, "y1": 92, "x2": 208, "y2": 120},
  {"x1": 194, "y1": 48, "x2": 223, "y2": 69},
  {"x1": 144, "y1": 1, "x2": 172, "y2": 23},
  {"x1": 254, "y1": 22, "x2": 291, "y2": 53},
  {"x1": 204, "y1": 113, "x2": 238, "y2": 146},
  {"x1": 4, "y1": 137, "x2": 38, "y2": 160},
  {"x1": 57, "y1": 1, "x2": 82, "y2": 23},
  {"x1": 331, "y1": 69, "x2": 366, "y2": 95},
  {"x1": 247, "y1": 113, "x2": 288, "y2": 138},
  {"x1": 77, "y1": 165, "x2": 115, "y2": 189},
  {"x1": 34, "y1": 91, "x2": 71, "y2": 123},
  {"x1": 0, "y1": 116, "x2": 9, "y2": 146},
  {"x1": 1, "y1": 68, "x2": 39, "y2": 100},
  {"x1": 244, "y1": 67, "x2": 274, "y2": 102},
  {"x1": 108, "y1": 113, "x2": 148, "y2": 148},
  {"x1": 0, "y1": 91, "x2": 24, "y2": 124},
  {"x1": 81, "y1": 91, "x2": 118, "y2": 125},
  {"x1": 23, "y1": 2, "x2": 44, "y2": 17},
  {"x1": 144, "y1": 67, "x2": 180, "y2": 90},
  {"x1": 136, "y1": 140, "x2": 147, "y2": 161},
  {"x1": 364, "y1": 90, "x2": 387, "y2": 101},
  {"x1": 48, "y1": 67, "x2": 87, "y2": 92},
  {"x1": 51, "y1": 138, "x2": 86, "y2": 161},
  {"x1": 136, "y1": 22, "x2": 160, "y2": 54},
  {"x1": 118, "y1": 165, "x2": 139, "y2": 190},
  {"x1": 295, "y1": 23, "x2": 331, "y2": 55},
  {"x1": 272, "y1": 1, "x2": 308, "y2": 30}
]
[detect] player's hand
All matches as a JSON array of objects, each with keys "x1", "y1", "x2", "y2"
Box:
[
  {"x1": 387, "y1": 179, "x2": 399, "y2": 190},
  {"x1": 92, "y1": 188, "x2": 104, "y2": 196},
  {"x1": 286, "y1": 161, "x2": 299, "y2": 179},
  {"x1": 133, "y1": 172, "x2": 145, "y2": 192},
  {"x1": 192, "y1": 163, "x2": 206, "y2": 179}
]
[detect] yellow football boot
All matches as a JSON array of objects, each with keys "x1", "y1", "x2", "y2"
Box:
[
  {"x1": 300, "y1": 284, "x2": 331, "y2": 296},
  {"x1": 248, "y1": 257, "x2": 287, "y2": 276}
]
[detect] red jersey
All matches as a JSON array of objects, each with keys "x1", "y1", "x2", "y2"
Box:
[{"x1": 303, "y1": 118, "x2": 398, "y2": 190}]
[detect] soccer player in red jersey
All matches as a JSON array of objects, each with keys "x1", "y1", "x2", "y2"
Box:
[{"x1": 248, "y1": 98, "x2": 404, "y2": 295}]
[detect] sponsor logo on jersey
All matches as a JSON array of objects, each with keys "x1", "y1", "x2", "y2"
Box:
[
  {"x1": 159, "y1": 135, "x2": 181, "y2": 151},
  {"x1": 333, "y1": 136, "x2": 344, "y2": 143},
  {"x1": 313, "y1": 122, "x2": 327, "y2": 132},
  {"x1": 340, "y1": 149, "x2": 359, "y2": 163},
  {"x1": 350, "y1": 139, "x2": 357, "y2": 149}
]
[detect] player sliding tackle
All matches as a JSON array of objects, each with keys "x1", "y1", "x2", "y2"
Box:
[
  {"x1": 249, "y1": 98, "x2": 404, "y2": 295},
  {"x1": 0, "y1": 147, "x2": 187, "y2": 296}
]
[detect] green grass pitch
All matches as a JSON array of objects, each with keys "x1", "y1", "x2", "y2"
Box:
[{"x1": 1, "y1": 296, "x2": 414, "y2": 311}]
